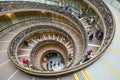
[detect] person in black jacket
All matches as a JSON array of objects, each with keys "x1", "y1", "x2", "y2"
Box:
[{"x1": 88, "y1": 32, "x2": 94, "y2": 40}]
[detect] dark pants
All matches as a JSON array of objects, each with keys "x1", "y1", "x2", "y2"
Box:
[{"x1": 81, "y1": 55, "x2": 90, "y2": 63}]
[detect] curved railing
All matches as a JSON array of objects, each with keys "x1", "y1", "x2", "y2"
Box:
[
  {"x1": 9, "y1": 25, "x2": 75, "y2": 57},
  {"x1": 85, "y1": 0, "x2": 115, "y2": 56},
  {"x1": 30, "y1": 40, "x2": 69, "y2": 70},
  {"x1": 9, "y1": 18, "x2": 84, "y2": 67},
  {"x1": 0, "y1": 1, "x2": 86, "y2": 40},
  {"x1": 0, "y1": 4, "x2": 87, "y2": 64},
  {"x1": 77, "y1": 0, "x2": 115, "y2": 68},
  {"x1": 4, "y1": 0, "x2": 115, "y2": 76},
  {"x1": 8, "y1": 21, "x2": 85, "y2": 73}
]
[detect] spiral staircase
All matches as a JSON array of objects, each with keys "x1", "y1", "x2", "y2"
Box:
[{"x1": 0, "y1": 0, "x2": 120, "y2": 80}]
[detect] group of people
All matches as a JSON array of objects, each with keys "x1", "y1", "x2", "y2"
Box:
[
  {"x1": 86, "y1": 27, "x2": 103, "y2": 41},
  {"x1": 46, "y1": 60, "x2": 61, "y2": 71},
  {"x1": 58, "y1": 1, "x2": 103, "y2": 42},
  {"x1": 59, "y1": 1, "x2": 73, "y2": 14},
  {"x1": 45, "y1": 53, "x2": 64, "y2": 71},
  {"x1": 85, "y1": 17, "x2": 103, "y2": 41},
  {"x1": 21, "y1": 1, "x2": 104, "y2": 69},
  {"x1": 58, "y1": 1, "x2": 103, "y2": 41}
]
